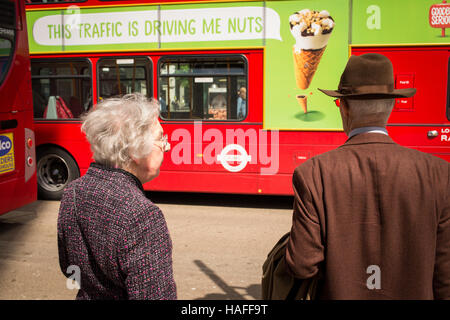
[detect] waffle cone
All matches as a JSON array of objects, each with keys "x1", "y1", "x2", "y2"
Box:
[
  {"x1": 293, "y1": 46, "x2": 326, "y2": 90},
  {"x1": 296, "y1": 95, "x2": 307, "y2": 113}
]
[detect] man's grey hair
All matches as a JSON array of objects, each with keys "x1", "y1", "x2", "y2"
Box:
[
  {"x1": 346, "y1": 98, "x2": 395, "y2": 122},
  {"x1": 81, "y1": 93, "x2": 160, "y2": 169}
]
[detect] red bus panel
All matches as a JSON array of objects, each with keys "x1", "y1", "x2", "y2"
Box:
[{"x1": 352, "y1": 46, "x2": 450, "y2": 162}]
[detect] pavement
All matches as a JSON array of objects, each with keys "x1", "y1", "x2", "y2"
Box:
[{"x1": 0, "y1": 192, "x2": 293, "y2": 300}]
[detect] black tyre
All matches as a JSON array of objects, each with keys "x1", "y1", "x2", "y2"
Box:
[{"x1": 37, "y1": 146, "x2": 80, "y2": 200}]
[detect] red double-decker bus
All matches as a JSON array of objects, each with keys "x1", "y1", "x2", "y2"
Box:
[
  {"x1": 25, "y1": 0, "x2": 450, "y2": 199},
  {"x1": 0, "y1": 0, "x2": 36, "y2": 215}
]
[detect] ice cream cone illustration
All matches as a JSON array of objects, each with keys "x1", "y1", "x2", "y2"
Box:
[
  {"x1": 289, "y1": 9, "x2": 335, "y2": 90},
  {"x1": 296, "y1": 95, "x2": 308, "y2": 113},
  {"x1": 293, "y1": 47, "x2": 325, "y2": 90}
]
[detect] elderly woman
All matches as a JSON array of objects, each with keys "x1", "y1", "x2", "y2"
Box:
[{"x1": 57, "y1": 93, "x2": 176, "y2": 300}]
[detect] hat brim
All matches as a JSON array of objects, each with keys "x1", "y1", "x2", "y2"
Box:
[{"x1": 318, "y1": 88, "x2": 416, "y2": 99}]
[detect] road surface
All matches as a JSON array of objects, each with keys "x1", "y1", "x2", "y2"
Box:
[{"x1": 0, "y1": 192, "x2": 293, "y2": 300}]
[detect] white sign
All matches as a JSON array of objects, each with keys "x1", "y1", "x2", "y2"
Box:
[
  {"x1": 32, "y1": 7, "x2": 282, "y2": 46},
  {"x1": 217, "y1": 144, "x2": 252, "y2": 173},
  {"x1": 194, "y1": 77, "x2": 213, "y2": 83}
]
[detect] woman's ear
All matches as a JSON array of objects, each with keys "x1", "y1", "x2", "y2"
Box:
[
  {"x1": 132, "y1": 156, "x2": 145, "y2": 166},
  {"x1": 128, "y1": 156, "x2": 141, "y2": 170}
]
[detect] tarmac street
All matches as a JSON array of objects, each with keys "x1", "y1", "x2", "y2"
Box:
[{"x1": 0, "y1": 192, "x2": 293, "y2": 300}]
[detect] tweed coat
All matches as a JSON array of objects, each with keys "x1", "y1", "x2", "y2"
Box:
[
  {"x1": 57, "y1": 163, "x2": 177, "y2": 300},
  {"x1": 285, "y1": 133, "x2": 450, "y2": 299}
]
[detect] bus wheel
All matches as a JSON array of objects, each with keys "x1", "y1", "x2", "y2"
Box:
[{"x1": 37, "y1": 147, "x2": 79, "y2": 200}]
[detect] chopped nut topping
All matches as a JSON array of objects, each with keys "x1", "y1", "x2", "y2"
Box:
[{"x1": 289, "y1": 9, "x2": 334, "y2": 36}]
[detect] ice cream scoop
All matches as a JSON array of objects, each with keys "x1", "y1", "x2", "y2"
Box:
[{"x1": 289, "y1": 9, "x2": 335, "y2": 89}]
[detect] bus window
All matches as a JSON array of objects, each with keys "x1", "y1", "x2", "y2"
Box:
[
  {"x1": 158, "y1": 56, "x2": 247, "y2": 121},
  {"x1": 98, "y1": 57, "x2": 152, "y2": 100},
  {"x1": 0, "y1": 30, "x2": 13, "y2": 87},
  {"x1": 31, "y1": 59, "x2": 92, "y2": 119}
]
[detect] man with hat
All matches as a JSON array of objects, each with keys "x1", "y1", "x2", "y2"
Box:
[{"x1": 284, "y1": 53, "x2": 450, "y2": 299}]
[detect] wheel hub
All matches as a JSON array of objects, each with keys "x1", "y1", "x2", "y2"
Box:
[{"x1": 37, "y1": 154, "x2": 71, "y2": 192}]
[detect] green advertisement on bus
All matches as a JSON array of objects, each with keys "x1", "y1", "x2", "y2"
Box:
[{"x1": 26, "y1": 0, "x2": 450, "y2": 131}]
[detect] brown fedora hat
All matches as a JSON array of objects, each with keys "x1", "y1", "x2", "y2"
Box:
[{"x1": 318, "y1": 53, "x2": 416, "y2": 98}]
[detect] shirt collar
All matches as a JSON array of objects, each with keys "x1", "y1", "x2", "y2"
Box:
[{"x1": 348, "y1": 127, "x2": 388, "y2": 139}]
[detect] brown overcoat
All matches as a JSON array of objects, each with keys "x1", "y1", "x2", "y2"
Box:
[{"x1": 285, "y1": 133, "x2": 450, "y2": 299}]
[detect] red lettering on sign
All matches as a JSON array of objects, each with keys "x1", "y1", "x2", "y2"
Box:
[{"x1": 429, "y1": 1, "x2": 450, "y2": 29}]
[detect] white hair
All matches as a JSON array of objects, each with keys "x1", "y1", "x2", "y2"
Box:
[{"x1": 81, "y1": 93, "x2": 160, "y2": 169}]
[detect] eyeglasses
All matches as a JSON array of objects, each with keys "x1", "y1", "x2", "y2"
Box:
[
  {"x1": 154, "y1": 134, "x2": 171, "y2": 153},
  {"x1": 334, "y1": 99, "x2": 341, "y2": 107}
]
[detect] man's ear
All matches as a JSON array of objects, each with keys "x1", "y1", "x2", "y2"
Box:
[{"x1": 341, "y1": 99, "x2": 350, "y2": 117}]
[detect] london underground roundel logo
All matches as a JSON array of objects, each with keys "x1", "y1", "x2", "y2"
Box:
[
  {"x1": 216, "y1": 144, "x2": 252, "y2": 173},
  {"x1": 0, "y1": 136, "x2": 12, "y2": 157}
]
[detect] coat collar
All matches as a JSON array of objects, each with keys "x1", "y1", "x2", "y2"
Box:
[
  {"x1": 89, "y1": 162, "x2": 144, "y2": 192},
  {"x1": 342, "y1": 132, "x2": 396, "y2": 147}
]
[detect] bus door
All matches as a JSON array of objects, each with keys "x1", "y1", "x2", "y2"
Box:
[{"x1": 352, "y1": 46, "x2": 450, "y2": 162}]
